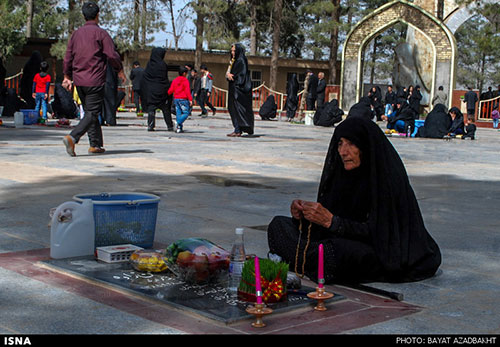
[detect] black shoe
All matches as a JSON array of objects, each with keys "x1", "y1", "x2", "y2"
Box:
[
  {"x1": 212, "y1": 109, "x2": 217, "y2": 115},
  {"x1": 167, "y1": 127, "x2": 174, "y2": 132},
  {"x1": 147, "y1": 127, "x2": 154, "y2": 132}
]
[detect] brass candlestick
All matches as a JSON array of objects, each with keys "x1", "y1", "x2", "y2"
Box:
[
  {"x1": 307, "y1": 286, "x2": 334, "y2": 311},
  {"x1": 246, "y1": 302, "x2": 273, "y2": 328}
]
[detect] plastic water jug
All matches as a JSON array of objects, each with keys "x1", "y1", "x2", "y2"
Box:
[
  {"x1": 14, "y1": 112, "x2": 24, "y2": 128},
  {"x1": 50, "y1": 199, "x2": 95, "y2": 259}
]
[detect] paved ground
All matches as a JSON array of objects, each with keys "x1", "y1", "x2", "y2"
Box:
[{"x1": 0, "y1": 111, "x2": 499, "y2": 335}]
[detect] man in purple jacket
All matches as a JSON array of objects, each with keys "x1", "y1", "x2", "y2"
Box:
[{"x1": 62, "y1": 1, "x2": 124, "y2": 156}]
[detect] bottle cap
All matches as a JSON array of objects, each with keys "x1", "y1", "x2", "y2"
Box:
[{"x1": 235, "y1": 227, "x2": 244, "y2": 234}]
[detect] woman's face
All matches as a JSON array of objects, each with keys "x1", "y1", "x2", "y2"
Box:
[
  {"x1": 338, "y1": 137, "x2": 362, "y2": 171},
  {"x1": 450, "y1": 111, "x2": 456, "y2": 119},
  {"x1": 231, "y1": 45, "x2": 236, "y2": 58}
]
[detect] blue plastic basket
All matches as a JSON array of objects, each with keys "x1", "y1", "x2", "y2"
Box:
[
  {"x1": 20, "y1": 109, "x2": 39, "y2": 125},
  {"x1": 73, "y1": 192, "x2": 160, "y2": 248}
]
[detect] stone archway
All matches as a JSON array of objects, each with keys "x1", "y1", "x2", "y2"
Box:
[{"x1": 340, "y1": 0, "x2": 457, "y2": 111}]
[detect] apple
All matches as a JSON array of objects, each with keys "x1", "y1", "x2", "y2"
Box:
[{"x1": 176, "y1": 250, "x2": 194, "y2": 267}]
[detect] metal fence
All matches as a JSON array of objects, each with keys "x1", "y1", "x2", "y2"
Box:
[
  {"x1": 478, "y1": 96, "x2": 500, "y2": 121},
  {"x1": 5, "y1": 70, "x2": 338, "y2": 113}
]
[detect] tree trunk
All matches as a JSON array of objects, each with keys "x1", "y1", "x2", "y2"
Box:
[
  {"x1": 26, "y1": 0, "x2": 33, "y2": 38},
  {"x1": 68, "y1": 0, "x2": 76, "y2": 35},
  {"x1": 269, "y1": 0, "x2": 283, "y2": 90},
  {"x1": 133, "y1": 0, "x2": 140, "y2": 46},
  {"x1": 369, "y1": 37, "x2": 378, "y2": 84},
  {"x1": 249, "y1": 0, "x2": 258, "y2": 55},
  {"x1": 328, "y1": 0, "x2": 340, "y2": 84},
  {"x1": 167, "y1": 0, "x2": 179, "y2": 50},
  {"x1": 141, "y1": 0, "x2": 147, "y2": 48},
  {"x1": 194, "y1": 1, "x2": 204, "y2": 70}
]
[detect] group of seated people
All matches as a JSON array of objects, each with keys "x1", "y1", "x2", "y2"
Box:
[{"x1": 259, "y1": 94, "x2": 345, "y2": 128}]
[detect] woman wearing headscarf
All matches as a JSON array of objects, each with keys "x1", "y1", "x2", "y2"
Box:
[
  {"x1": 313, "y1": 99, "x2": 344, "y2": 127},
  {"x1": 142, "y1": 47, "x2": 174, "y2": 131},
  {"x1": 102, "y1": 61, "x2": 119, "y2": 126},
  {"x1": 226, "y1": 43, "x2": 254, "y2": 137},
  {"x1": 20, "y1": 51, "x2": 43, "y2": 109},
  {"x1": 267, "y1": 116, "x2": 441, "y2": 284},
  {"x1": 416, "y1": 104, "x2": 451, "y2": 138},
  {"x1": 409, "y1": 85, "x2": 422, "y2": 118},
  {"x1": 368, "y1": 86, "x2": 383, "y2": 121},
  {"x1": 448, "y1": 106, "x2": 465, "y2": 135},
  {"x1": 51, "y1": 83, "x2": 79, "y2": 119},
  {"x1": 259, "y1": 94, "x2": 277, "y2": 120},
  {"x1": 347, "y1": 96, "x2": 374, "y2": 120},
  {"x1": 285, "y1": 73, "x2": 299, "y2": 121},
  {"x1": 386, "y1": 98, "x2": 416, "y2": 133}
]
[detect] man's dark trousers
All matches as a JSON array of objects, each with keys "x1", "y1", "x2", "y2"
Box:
[{"x1": 70, "y1": 86, "x2": 105, "y2": 148}]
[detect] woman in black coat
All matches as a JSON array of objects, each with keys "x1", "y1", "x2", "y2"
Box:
[
  {"x1": 409, "y1": 85, "x2": 422, "y2": 118},
  {"x1": 142, "y1": 47, "x2": 174, "y2": 131},
  {"x1": 267, "y1": 117, "x2": 441, "y2": 284},
  {"x1": 285, "y1": 73, "x2": 299, "y2": 121},
  {"x1": 226, "y1": 43, "x2": 254, "y2": 137}
]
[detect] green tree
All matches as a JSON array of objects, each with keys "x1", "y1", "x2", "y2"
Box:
[
  {"x1": 455, "y1": 14, "x2": 500, "y2": 92},
  {"x1": 0, "y1": 0, "x2": 26, "y2": 63}
]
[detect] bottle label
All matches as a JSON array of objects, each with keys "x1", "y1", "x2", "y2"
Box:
[{"x1": 229, "y1": 261, "x2": 243, "y2": 275}]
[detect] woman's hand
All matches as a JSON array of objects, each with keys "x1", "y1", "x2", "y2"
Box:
[
  {"x1": 290, "y1": 199, "x2": 305, "y2": 220},
  {"x1": 301, "y1": 201, "x2": 333, "y2": 228},
  {"x1": 226, "y1": 73, "x2": 234, "y2": 81}
]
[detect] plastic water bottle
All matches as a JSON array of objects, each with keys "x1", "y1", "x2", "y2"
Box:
[{"x1": 227, "y1": 227, "x2": 246, "y2": 295}]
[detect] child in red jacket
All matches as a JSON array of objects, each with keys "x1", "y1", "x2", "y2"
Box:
[
  {"x1": 32, "y1": 61, "x2": 51, "y2": 121},
  {"x1": 168, "y1": 66, "x2": 192, "y2": 133}
]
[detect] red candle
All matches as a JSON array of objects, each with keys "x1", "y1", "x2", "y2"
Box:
[
  {"x1": 255, "y1": 257, "x2": 263, "y2": 304},
  {"x1": 318, "y1": 244, "x2": 324, "y2": 289}
]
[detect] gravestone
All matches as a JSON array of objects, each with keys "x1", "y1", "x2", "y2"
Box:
[{"x1": 42, "y1": 256, "x2": 344, "y2": 324}]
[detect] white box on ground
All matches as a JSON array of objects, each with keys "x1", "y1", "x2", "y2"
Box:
[{"x1": 96, "y1": 244, "x2": 143, "y2": 263}]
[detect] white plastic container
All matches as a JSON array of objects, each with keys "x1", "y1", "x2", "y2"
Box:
[
  {"x1": 304, "y1": 111, "x2": 315, "y2": 126},
  {"x1": 14, "y1": 112, "x2": 24, "y2": 128},
  {"x1": 50, "y1": 199, "x2": 95, "y2": 259}
]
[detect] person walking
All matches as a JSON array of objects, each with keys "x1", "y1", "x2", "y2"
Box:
[
  {"x1": 129, "y1": 61, "x2": 145, "y2": 115},
  {"x1": 61, "y1": 1, "x2": 124, "y2": 156},
  {"x1": 198, "y1": 64, "x2": 217, "y2": 117},
  {"x1": 168, "y1": 66, "x2": 193, "y2": 133},
  {"x1": 142, "y1": 47, "x2": 174, "y2": 132},
  {"x1": 226, "y1": 43, "x2": 254, "y2": 137}
]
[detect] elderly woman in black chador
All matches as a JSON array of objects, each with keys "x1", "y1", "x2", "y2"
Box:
[
  {"x1": 142, "y1": 47, "x2": 174, "y2": 132},
  {"x1": 267, "y1": 116, "x2": 441, "y2": 284},
  {"x1": 226, "y1": 43, "x2": 254, "y2": 137},
  {"x1": 259, "y1": 94, "x2": 277, "y2": 120},
  {"x1": 416, "y1": 104, "x2": 451, "y2": 138},
  {"x1": 347, "y1": 96, "x2": 374, "y2": 120}
]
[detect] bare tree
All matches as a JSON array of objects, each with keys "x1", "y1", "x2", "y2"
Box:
[{"x1": 166, "y1": 0, "x2": 189, "y2": 50}]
